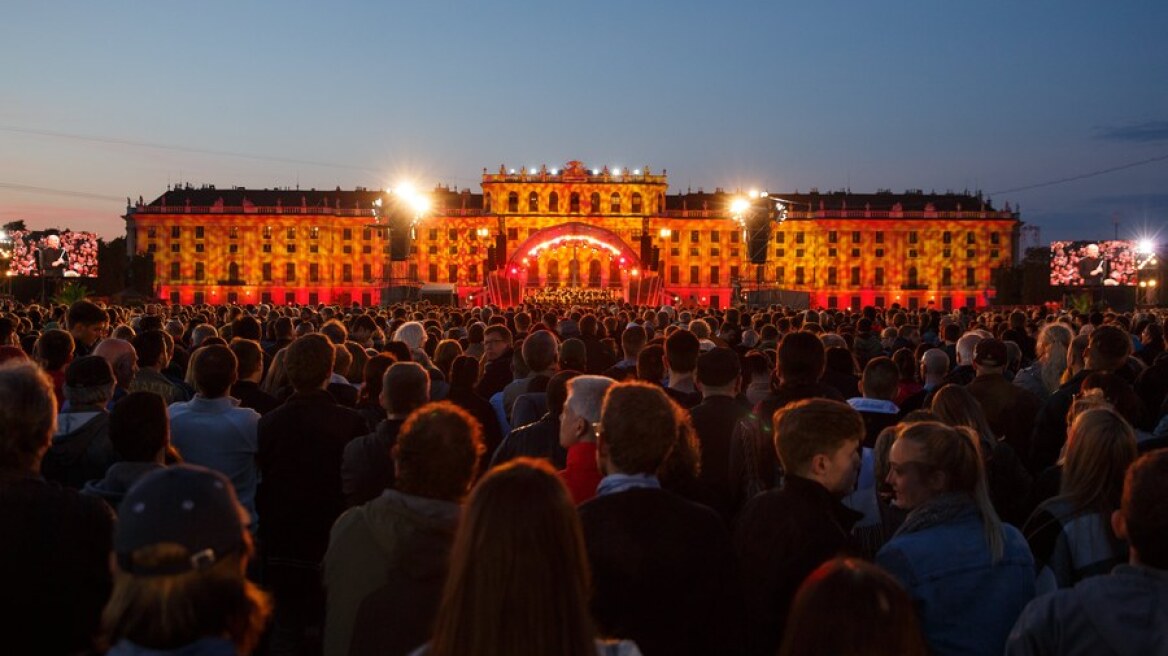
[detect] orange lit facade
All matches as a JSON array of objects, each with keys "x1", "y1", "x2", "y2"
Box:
[{"x1": 124, "y1": 161, "x2": 1021, "y2": 309}]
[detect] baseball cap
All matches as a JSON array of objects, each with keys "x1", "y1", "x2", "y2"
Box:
[
  {"x1": 973, "y1": 338, "x2": 1008, "y2": 368},
  {"x1": 115, "y1": 465, "x2": 247, "y2": 576}
]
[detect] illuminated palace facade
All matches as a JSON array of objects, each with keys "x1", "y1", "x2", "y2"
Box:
[{"x1": 125, "y1": 160, "x2": 1021, "y2": 309}]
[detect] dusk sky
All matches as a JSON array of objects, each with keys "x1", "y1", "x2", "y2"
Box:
[{"x1": 3, "y1": 1, "x2": 1166, "y2": 244}]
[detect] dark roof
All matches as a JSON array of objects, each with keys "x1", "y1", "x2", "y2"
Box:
[
  {"x1": 665, "y1": 189, "x2": 998, "y2": 213},
  {"x1": 144, "y1": 186, "x2": 482, "y2": 211}
]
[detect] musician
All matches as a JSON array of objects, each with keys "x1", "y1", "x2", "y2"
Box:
[
  {"x1": 38, "y1": 234, "x2": 69, "y2": 278},
  {"x1": 1077, "y1": 243, "x2": 1106, "y2": 286}
]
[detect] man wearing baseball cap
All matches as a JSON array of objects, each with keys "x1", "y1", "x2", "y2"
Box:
[{"x1": 966, "y1": 338, "x2": 1041, "y2": 463}]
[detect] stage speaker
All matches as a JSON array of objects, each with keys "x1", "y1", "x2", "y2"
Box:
[
  {"x1": 486, "y1": 249, "x2": 497, "y2": 272},
  {"x1": 495, "y1": 233, "x2": 507, "y2": 267},
  {"x1": 640, "y1": 235, "x2": 652, "y2": 266},
  {"x1": 651, "y1": 246, "x2": 661, "y2": 271},
  {"x1": 748, "y1": 225, "x2": 770, "y2": 264}
]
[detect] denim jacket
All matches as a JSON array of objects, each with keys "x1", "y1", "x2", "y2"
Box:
[{"x1": 877, "y1": 503, "x2": 1036, "y2": 656}]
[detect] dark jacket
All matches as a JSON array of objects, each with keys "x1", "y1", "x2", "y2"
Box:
[
  {"x1": 445, "y1": 386, "x2": 504, "y2": 460},
  {"x1": 342, "y1": 418, "x2": 406, "y2": 508},
  {"x1": 966, "y1": 372, "x2": 1042, "y2": 458},
  {"x1": 1030, "y1": 369, "x2": 1094, "y2": 472},
  {"x1": 689, "y1": 394, "x2": 753, "y2": 522},
  {"x1": 1, "y1": 471, "x2": 114, "y2": 656},
  {"x1": 579, "y1": 486, "x2": 742, "y2": 656},
  {"x1": 490, "y1": 413, "x2": 566, "y2": 469},
  {"x1": 256, "y1": 389, "x2": 368, "y2": 566},
  {"x1": 231, "y1": 380, "x2": 280, "y2": 416},
  {"x1": 582, "y1": 333, "x2": 617, "y2": 375},
  {"x1": 80, "y1": 461, "x2": 166, "y2": 512},
  {"x1": 734, "y1": 475, "x2": 862, "y2": 656},
  {"x1": 43, "y1": 409, "x2": 116, "y2": 489},
  {"x1": 474, "y1": 348, "x2": 513, "y2": 399}
]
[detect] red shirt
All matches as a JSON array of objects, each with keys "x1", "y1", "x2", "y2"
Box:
[{"x1": 560, "y1": 441, "x2": 602, "y2": 505}]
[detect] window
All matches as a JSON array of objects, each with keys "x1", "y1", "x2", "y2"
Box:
[
  {"x1": 195, "y1": 262, "x2": 204, "y2": 281},
  {"x1": 966, "y1": 231, "x2": 976, "y2": 244},
  {"x1": 691, "y1": 231, "x2": 700, "y2": 243},
  {"x1": 875, "y1": 267, "x2": 885, "y2": 286},
  {"x1": 850, "y1": 266, "x2": 861, "y2": 286},
  {"x1": 827, "y1": 268, "x2": 838, "y2": 286},
  {"x1": 795, "y1": 267, "x2": 805, "y2": 285},
  {"x1": 310, "y1": 263, "x2": 320, "y2": 282},
  {"x1": 285, "y1": 263, "x2": 296, "y2": 281},
  {"x1": 828, "y1": 248, "x2": 838, "y2": 258},
  {"x1": 147, "y1": 227, "x2": 157, "y2": 238},
  {"x1": 362, "y1": 264, "x2": 373, "y2": 282},
  {"x1": 908, "y1": 267, "x2": 919, "y2": 287},
  {"x1": 342, "y1": 264, "x2": 352, "y2": 282},
  {"x1": 943, "y1": 248, "x2": 952, "y2": 259},
  {"x1": 363, "y1": 245, "x2": 371, "y2": 254},
  {"x1": 195, "y1": 243, "x2": 205, "y2": 253},
  {"x1": 851, "y1": 231, "x2": 861, "y2": 243},
  {"x1": 776, "y1": 266, "x2": 785, "y2": 284},
  {"x1": 908, "y1": 249, "x2": 918, "y2": 258},
  {"x1": 776, "y1": 248, "x2": 785, "y2": 257},
  {"x1": 469, "y1": 264, "x2": 478, "y2": 283},
  {"x1": 171, "y1": 226, "x2": 181, "y2": 239},
  {"x1": 171, "y1": 243, "x2": 181, "y2": 253},
  {"x1": 689, "y1": 266, "x2": 700, "y2": 284},
  {"x1": 428, "y1": 263, "x2": 439, "y2": 282},
  {"x1": 310, "y1": 227, "x2": 319, "y2": 239},
  {"x1": 991, "y1": 249, "x2": 1000, "y2": 259},
  {"x1": 710, "y1": 266, "x2": 720, "y2": 285},
  {"x1": 671, "y1": 230, "x2": 680, "y2": 243},
  {"x1": 690, "y1": 247, "x2": 700, "y2": 257},
  {"x1": 569, "y1": 192, "x2": 580, "y2": 212},
  {"x1": 730, "y1": 265, "x2": 739, "y2": 281},
  {"x1": 428, "y1": 245, "x2": 438, "y2": 255},
  {"x1": 549, "y1": 192, "x2": 559, "y2": 212},
  {"x1": 610, "y1": 193, "x2": 621, "y2": 213},
  {"x1": 943, "y1": 231, "x2": 952, "y2": 244},
  {"x1": 343, "y1": 228, "x2": 352, "y2": 240},
  {"x1": 448, "y1": 228, "x2": 458, "y2": 241},
  {"x1": 428, "y1": 228, "x2": 438, "y2": 241},
  {"x1": 966, "y1": 267, "x2": 976, "y2": 287},
  {"x1": 507, "y1": 228, "x2": 518, "y2": 241},
  {"x1": 851, "y1": 248, "x2": 861, "y2": 258},
  {"x1": 875, "y1": 231, "x2": 885, "y2": 244},
  {"x1": 343, "y1": 245, "x2": 352, "y2": 254},
  {"x1": 262, "y1": 243, "x2": 271, "y2": 253},
  {"x1": 507, "y1": 192, "x2": 519, "y2": 213},
  {"x1": 286, "y1": 244, "x2": 295, "y2": 254},
  {"x1": 710, "y1": 248, "x2": 720, "y2": 257},
  {"x1": 711, "y1": 231, "x2": 720, "y2": 243},
  {"x1": 363, "y1": 228, "x2": 372, "y2": 241},
  {"x1": 448, "y1": 264, "x2": 458, "y2": 283},
  {"x1": 262, "y1": 226, "x2": 272, "y2": 239},
  {"x1": 775, "y1": 232, "x2": 785, "y2": 244},
  {"x1": 670, "y1": 265, "x2": 680, "y2": 284},
  {"x1": 528, "y1": 192, "x2": 539, "y2": 212},
  {"x1": 796, "y1": 249, "x2": 805, "y2": 258},
  {"x1": 730, "y1": 230, "x2": 740, "y2": 244},
  {"x1": 286, "y1": 228, "x2": 295, "y2": 240},
  {"x1": 148, "y1": 243, "x2": 158, "y2": 253},
  {"x1": 796, "y1": 232, "x2": 805, "y2": 244},
  {"x1": 284, "y1": 292, "x2": 295, "y2": 305},
  {"x1": 169, "y1": 262, "x2": 180, "y2": 280},
  {"x1": 942, "y1": 268, "x2": 953, "y2": 286},
  {"x1": 590, "y1": 192, "x2": 601, "y2": 213},
  {"x1": 966, "y1": 249, "x2": 975, "y2": 259},
  {"x1": 229, "y1": 244, "x2": 238, "y2": 254},
  {"x1": 631, "y1": 193, "x2": 642, "y2": 213},
  {"x1": 449, "y1": 246, "x2": 458, "y2": 255},
  {"x1": 828, "y1": 231, "x2": 839, "y2": 244},
  {"x1": 875, "y1": 248, "x2": 884, "y2": 258},
  {"x1": 262, "y1": 263, "x2": 272, "y2": 281},
  {"x1": 228, "y1": 227, "x2": 238, "y2": 239},
  {"x1": 909, "y1": 231, "x2": 919, "y2": 244},
  {"x1": 991, "y1": 232, "x2": 1000, "y2": 245}
]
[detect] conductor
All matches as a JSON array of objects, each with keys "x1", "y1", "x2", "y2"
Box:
[
  {"x1": 38, "y1": 234, "x2": 68, "y2": 278},
  {"x1": 1078, "y1": 243, "x2": 1105, "y2": 286}
]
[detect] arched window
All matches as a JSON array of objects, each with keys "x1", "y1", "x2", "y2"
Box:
[
  {"x1": 609, "y1": 259, "x2": 622, "y2": 285},
  {"x1": 569, "y1": 193, "x2": 581, "y2": 213},
  {"x1": 527, "y1": 261, "x2": 540, "y2": 285},
  {"x1": 588, "y1": 260, "x2": 602, "y2": 287},
  {"x1": 610, "y1": 193, "x2": 621, "y2": 214},
  {"x1": 549, "y1": 192, "x2": 559, "y2": 212},
  {"x1": 528, "y1": 191, "x2": 539, "y2": 212},
  {"x1": 228, "y1": 262, "x2": 240, "y2": 281},
  {"x1": 631, "y1": 192, "x2": 643, "y2": 213},
  {"x1": 908, "y1": 267, "x2": 919, "y2": 287},
  {"x1": 547, "y1": 259, "x2": 560, "y2": 285},
  {"x1": 589, "y1": 192, "x2": 601, "y2": 214},
  {"x1": 507, "y1": 192, "x2": 519, "y2": 213},
  {"x1": 484, "y1": 193, "x2": 492, "y2": 213}
]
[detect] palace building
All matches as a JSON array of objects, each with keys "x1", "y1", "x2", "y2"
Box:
[{"x1": 124, "y1": 160, "x2": 1021, "y2": 309}]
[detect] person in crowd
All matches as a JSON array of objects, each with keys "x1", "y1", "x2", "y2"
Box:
[
  {"x1": 558, "y1": 375, "x2": 616, "y2": 505},
  {"x1": 778, "y1": 557, "x2": 927, "y2": 656},
  {"x1": 256, "y1": 333, "x2": 369, "y2": 656},
  {"x1": 432, "y1": 338, "x2": 463, "y2": 381},
  {"x1": 579, "y1": 381, "x2": 739, "y2": 656},
  {"x1": 942, "y1": 332, "x2": 983, "y2": 387},
  {"x1": 445, "y1": 354, "x2": 504, "y2": 461},
  {"x1": 965, "y1": 338, "x2": 1042, "y2": 458},
  {"x1": 82, "y1": 391, "x2": 172, "y2": 511},
  {"x1": 67, "y1": 299, "x2": 109, "y2": 358},
  {"x1": 1023, "y1": 407, "x2": 1137, "y2": 594},
  {"x1": 325, "y1": 402, "x2": 484, "y2": 656},
  {"x1": 878, "y1": 421, "x2": 1035, "y2": 656},
  {"x1": 423, "y1": 458, "x2": 642, "y2": 656},
  {"x1": 1006, "y1": 449, "x2": 1168, "y2": 656},
  {"x1": 94, "y1": 337, "x2": 138, "y2": 404},
  {"x1": 843, "y1": 425, "x2": 909, "y2": 558},
  {"x1": 101, "y1": 465, "x2": 271, "y2": 656},
  {"x1": 602, "y1": 323, "x2": 646, "y2": 381},
  {"x1": 847, "y1": 356, "x2": 903, "y2": 448},
  {"x1": 0, "y1": 360, "x2": 115, "y2": 656},
  {"x1": 736, "y1": 398, "x2": 865, "y2": 655},
  {"x1": 931, "y1": 383, "x2": 1033, "y2": 526},
  {"x1": 662, "y1": 328, "x2": 702, "y2": 408},
  {"x1": 343, "y1": 362, "x2": 430, "y2": 507},
  {"x1": 491, "y1": 369, "x2": 580, "y2": 469},
  {"x1": 1013, "y1": 322, "x2": 1074, "y2": 402},
  {"x1": 821, "y1": 345, "x2": 861, "y2": 401},
  {"x1": 43, "y1": 354, "x2": 118, "y2": 488},
  {"x1": 635, "y1": 343, "x2": 665, "y2": 385},
  {"x1": 1031, "y1": 324, "x2": 1134, "y2": 472},
  {"x1": 899, "y1": 347, "x2": 949, "y2": 413},
  {"x1": 579, "y1": 314, "x2": 617, "y2": 374},
  {"x1": 502, "y1": 329, "x2": 558, "y2": 420},
  {"x1": 892, "y1": 348, "x2": 923, "y2": 406},
  {"x1": 559, "y1": 337, "x2": 589, "y2": 373},
  {"x1": 354, "y1": 353, "x2": 395, "y2": 430},
  {"x1": 742, "y1": 351, "x2": 772, "y2": 406},
  {"x1": 168, "y1": 344, "x2": 262, "y2": 528},
  {"x1": 33, "y1": 328, "x2": 74, "y2": 405},
  {"x1": 130, "y1": 329, "x2": 191, "y2": 404},
  {"x1": 475, "y1": 324, "x2": 514, "y2": 399},
  {"x1": 689, "y1": 347, "x2": 751, "y2": 522},
  {"x1": 229, "y1": 337, "x2": 280, "y2": 415}
]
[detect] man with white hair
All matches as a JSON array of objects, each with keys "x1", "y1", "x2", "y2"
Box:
[
  {"x1": 900, "y1": 347, "x2": 950, "y2": 413},
  {"x1": 942, "y1": 332, "x2": 983, "y2": 387},
  {"x1": 559, "y1": 375, "x2": 616, "y2": 505}
]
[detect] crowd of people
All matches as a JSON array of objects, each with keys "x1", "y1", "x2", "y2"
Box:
[
  {"x1": 524, "y1": 286, "x2": 621, "y2": 306},
  {"x1": 2, "y1": 296, "x2": 1168, "y2": 656}
]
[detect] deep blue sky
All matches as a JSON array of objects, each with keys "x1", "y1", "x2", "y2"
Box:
[{"x1": 3, "y1": 1, "x2": 1166, "y2": 244}]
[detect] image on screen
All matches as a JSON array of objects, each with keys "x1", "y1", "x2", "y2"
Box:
[
  {"x1": 6, "y1": 230, "x2": 100, "y2": 278},
  {"x1": 1050, "y1": 240, "x2": 1138, "y2": 287}
]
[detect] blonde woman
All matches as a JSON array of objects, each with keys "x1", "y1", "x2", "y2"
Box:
[
  {"x1": 1014, "y1": 322, "x2": 1074, "y2": 401},
  {"x1": 1022, "y1": 408, "x2": 1137, "y2": 594}
]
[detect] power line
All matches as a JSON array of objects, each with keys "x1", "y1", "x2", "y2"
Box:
[
  {"x1": 0, "y1": 125, "x2": 382, "y2": 173},
  {"x1": 990, "y1": 152, "x2": 1168, "y2": 196},
  {"x1": 0, "y1": 182, "x2": 124, "y2": 202}
]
